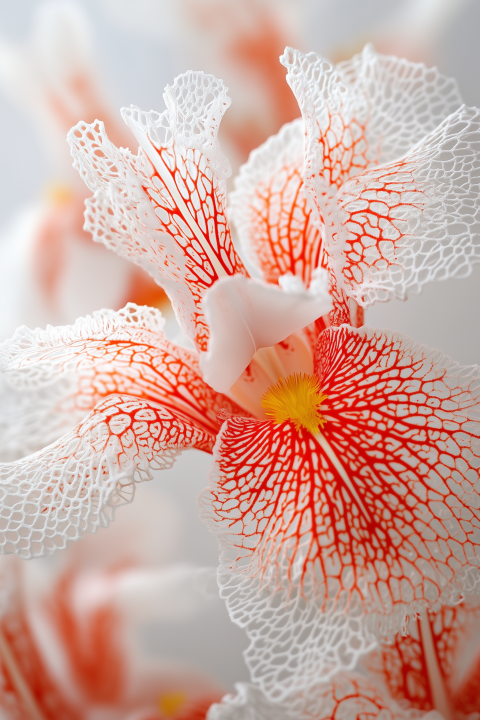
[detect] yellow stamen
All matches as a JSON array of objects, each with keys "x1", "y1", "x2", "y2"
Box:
[
  {"x1": 158, "y1": 691, "x2": 187, "y2": 717},
  {"x1": 261, "y1": 373, "x2": 327, "y2": 434}
]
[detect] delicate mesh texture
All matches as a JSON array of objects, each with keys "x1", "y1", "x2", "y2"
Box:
[
  {"x1": 229, "y1": 119, "x2": 352, "y2": 327},
  {"x1": 280, "y1": 47, "x2": 480, "y2": 306},
  {"x1": 211, "y1": 568, "x2": 375, "y2": 701},
  {"x1": 0, "y1": 303, "x2": 245, "y2": 437},
  {"x1": 68, "y1": 71, "x2": 247, "y2": 352},
  {"x1": 207, "y1": 673, "x2": 413, "y2": 720},
  {"x1": 337, "y1": 44, "x2": 463, "y2": 166},
  {"x1": 0, "y1": 394, "x2": 210, "y2": 559},
  {"x1": 201, "y1": 326, "x2": 480, "y2": 698},
  {"x1": 0, "y1": 374, "x2": 82, "y2": 462},
  {"x1": 230, "y1": 119, "x2": 322, "y2": 286}
]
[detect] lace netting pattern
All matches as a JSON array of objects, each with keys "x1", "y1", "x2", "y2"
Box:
[
  {"x1": 201, "y1": 325, "x2": 480, "y2": 697},
  {"x1": 280, "y1": 47, "x2": 480, "y2": 307},
  {"x1": 0, "y1": 394, "x2": 210, "y2": 558},
  {"x1": 68, "y1": 71, "x2": 246, "y2": 351},
  {"x1": 0, "y1": 303, "x2": 244, "y2": 436},
  {"x1": 207, "y1": 673, "x2": 416, "y2": 720}
]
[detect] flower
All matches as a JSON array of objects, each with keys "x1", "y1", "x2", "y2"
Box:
[
  {"x1": 0, "y1": 45, "x2": 479, "y2": 705},
  {"x1": 0, "y1": 556, "x2": 225, "y2": 719},
  {"x1": 0, "y1": 0, "x2": 166, "y2": 341},
  {"x1": 207, "y1": 599, "x2": 480, "y2": 719}
]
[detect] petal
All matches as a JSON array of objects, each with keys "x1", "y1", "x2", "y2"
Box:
[
  {"x1": 334, "y1": 107, "x2": 480, "y2": 305},
  {"x1": 336, "y1": 44, "x2": 463, "y2": 165},
  {"x1": 0, "y1": 394, "x2": 211, "y2": 558},
  {"x1": 208, "y1": 673, "x2": 408, "y2": 720},
  {"x1": 0, "y1": 373, "x2": 82, "y2": 462},
  {"x1": 230, "y1": 119, "x2": 323, "y2": 285},
  {"x1": 68, "y1": 71, "x2": 247, "y2": 352},
  {"x1": 0, "y1": 562, "x2": 79, "y2": 718},
  {"x1": 0, "y1": 303, "x2": 246, "y2": 436},
  {"x1": 369, "y1": 602, "x2": 480, "y2": 716},
  {"x1": 280, "y1": 46, "x2": 462, "y2": 216},
  {"x1": 209, "y1": 568, "x2": 375, "y2": 701},
  {"x1": 199, "y1": 274, "x2": 332, "y2": 393},
  {"x1": 201, "y1": 325, "x2": 480, "y2": 693},
  {"x1": 314, "y1": 325, "x2": 480, "y2": 612}
]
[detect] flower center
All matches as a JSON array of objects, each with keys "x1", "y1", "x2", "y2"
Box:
[{"x1": 261, "y1": 373, "x2": 327, "y2": 434}]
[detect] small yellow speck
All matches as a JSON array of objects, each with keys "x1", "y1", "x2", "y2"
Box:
[
  {"x1": 44, "y1": 182, "x2": 73, "y2": 206},
  {"x1": 261, "y1": 373, "x2": 328, "y2": 434},
  {"x1": 158, "y1": 691, "x2": 187, "y2": 717}
]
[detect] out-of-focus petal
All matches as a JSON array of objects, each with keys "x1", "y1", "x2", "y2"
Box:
[
  {"x1": 0, "y1": 395, "x2": 211, "y2": 558},
  {"x1": 208, "y1": 672, "x2": 416, "y2": 720},
  {"x1": 0, "y1": 303, "x2": 246, "y2": 436},
  {"x1": 200, "y1": 274, "x2": 331, "y2": 393},
  {"x1": 366, "y1": 601, "x2": 480, "y2": 717},
  {"x1": 201, "y1": 326, "x2": 480, "y2": 695},
  {"x1": 68, "y1": 71, "x2": 247, "y2": 352},
  {"x1": 230, "y1": 119, "x2": 322, "y2": 285}
]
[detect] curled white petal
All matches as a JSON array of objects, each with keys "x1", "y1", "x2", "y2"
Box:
[{"x1": 200, "y1": 275, "x2": 332, "y2": 393}]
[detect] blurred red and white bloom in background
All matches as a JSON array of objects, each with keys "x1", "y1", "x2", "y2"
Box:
[{"x1": 0, "y1": 25, "x2": 479, "y2": 720}]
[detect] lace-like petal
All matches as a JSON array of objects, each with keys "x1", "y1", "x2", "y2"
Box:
[
  {"x1": 337, "y1": 44, "x2": 463, "y2": 165},
  {"x1": 230, "y1": 119, "x2": 322, "y2": 285},
  {"x1": 201, "y1": 326, "x2": 480, "y2": 697},
  {"x1": 210, "y1": 568, "x2": 375, "y2": 701},
  {"x1": 0, "y1": 303, "x2": 244, "y2": 436},
  {"x1": 336, "y1": 107, "x2": 480, "y2": 305},
  {"x1": 208, "y1": 673, "x2": 411, "y2": 720},
  {"x1": 68, "y1": 72, "x2": 247, "y2": 351},
  {"x1": 200, "y1": 275, "x2": 331, "y2": 393},
  {"x1": 280, "y1": 48, "x2": 480, "y2": 303},
  {"x1": 0, "y1": 395, "x2": 211, "y2": 558},
  {"x1": 0, "y1": 374, "x2": 83, "y2": 462}
]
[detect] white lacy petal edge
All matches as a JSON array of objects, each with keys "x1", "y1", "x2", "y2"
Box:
[{"x1": 199, "y1": 271, "x2": 332, "y2": 394}]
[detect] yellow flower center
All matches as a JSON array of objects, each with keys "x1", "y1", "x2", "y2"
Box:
[{"x1": 261, "y1": 373, "x2": 328, "y2": 434}]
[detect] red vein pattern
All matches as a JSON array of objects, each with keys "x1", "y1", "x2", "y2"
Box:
[
  {"x1": 68, "y1": 71, "x2": 248, "y2": 351},
  {"x1": 1, "y1": 304, "x2": 246, "y2": 438},
  {"x1": 0, "y1": 394, "x2": 211, "y2": 558},
  {"x1": 201, "y1": 326, "x2": 480, "y2": 696},
  {"x1": 208, "y1": 673, "x2": 410, "y2": 720},
  {"x1": 364, "y1": 603, "x2": 480, "y2": 716},
  {"x1": 231, "y1": 119, "x2": 322, "y2": 286},
  {"x1": 281, "y1": 47, "x2": 480, "y2": 307}
]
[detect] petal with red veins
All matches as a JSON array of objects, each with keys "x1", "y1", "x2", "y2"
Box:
[
  {"x1": 280, "y1": 47, "x2": 480, "y2": 304},
  {"x1": 336, "y1": 44, "x2": 463, "y2": 165},
  {"x1": 68, "y1": 71, "x2": 247, "y2": 352},
  {"x1": 230, "y1": 119, "x2": 323, "y2": 286},
  {"x1": 335, "y1": 107, "x2": 480, "y2": 305},
  {"x1": 200, "y1": 274, "x2": 331, "y2": 393},
  {"x1": 281, "y1": 46, "x2": 462, "y2": 211},
  {"x1": 201, "y1": 326, "x2": 480, "y2": 694},
  {"x1": 0, "y1": 394, "x2": 212, "y2": 558},
  {"x1": 366, "y1": 602, "x2": 480, "y2": 716},
  {"x1": 0, "y1": 304, "x2": 246, "y2": 437},
  {"x1": 208, "y1": 673, "x2": 410, "y2": 720}
]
